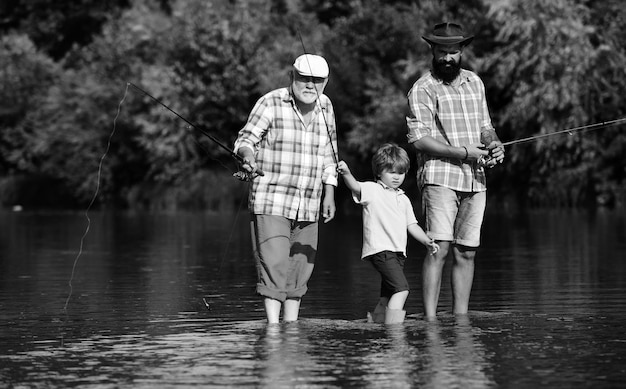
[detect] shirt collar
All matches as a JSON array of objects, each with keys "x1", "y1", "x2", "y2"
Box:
[
  {"x1": 377, "y1": 180, "x2": 404, "y2": 194},
  {"x1": 430, "y1": 68, "x2": 471, "y2": 86},
  {"x1": 283, "y1": 86, "x2": 327, "y2": 112}
]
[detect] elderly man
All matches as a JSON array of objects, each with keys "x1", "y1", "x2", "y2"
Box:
[
  {"x1": 406, "y1": 23, "x2": 505, "y2": 318},
  {"x1": 234, "y1": 54, "x2": 338, "y2": 324}
]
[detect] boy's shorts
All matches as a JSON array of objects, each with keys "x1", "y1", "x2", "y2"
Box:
[
  {"x1": 250, "y1": 214, "x2": 318, "y2": 302},
  {"x1": 421, "y1": 184, "x2": 486, "y2": 247},
  {"x1": 365, "y1": 251, "x2": 409, "y2": 298}
]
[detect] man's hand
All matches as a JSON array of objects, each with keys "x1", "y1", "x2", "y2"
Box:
[
  {"x1": 479, "y1": 141, "x2": 505, "y2": 168},
  {"x1": 322, "y1": 195, "x2": 336, "y2": 223}
]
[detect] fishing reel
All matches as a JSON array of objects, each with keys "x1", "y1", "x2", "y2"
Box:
[{"x1": 233, "y1": 171, "x2": 254, "y2": 181}]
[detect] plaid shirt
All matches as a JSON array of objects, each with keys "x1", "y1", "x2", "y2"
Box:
[
  {"x1": 406, "y1": 69, "x2": 495, "y2": 192},
  {"x1": 234, "y1": 87, "x2": 338, "y2": 222}
]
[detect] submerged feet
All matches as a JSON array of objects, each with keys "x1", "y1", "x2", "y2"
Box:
[{"x1": 367, "y1": 308, "x2": 406, "y2": 324}]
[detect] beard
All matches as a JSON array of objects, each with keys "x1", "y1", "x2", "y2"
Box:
[{"x1": 432, "y1": 57, "x2": 461, "y2": 84}]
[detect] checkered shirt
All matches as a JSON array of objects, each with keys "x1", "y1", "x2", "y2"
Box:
[
  {"x1": 234, "y1": 87, "x2": 338, "y2": 222},
  {"x1": 406, "y1": 69, "x2": 495, "y2": 192}
]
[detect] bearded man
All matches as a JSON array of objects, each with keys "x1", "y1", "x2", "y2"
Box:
[{"x1": 406, "y1": 22, "x2": 505, "y2": 318}]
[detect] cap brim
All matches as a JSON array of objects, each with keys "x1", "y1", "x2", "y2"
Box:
[
  {"x1": 422, "y1": 35, "x2": 474, "y2": 46},
  {"x1": 294, "y1": 69, "x2": 328, "y2": 78}
]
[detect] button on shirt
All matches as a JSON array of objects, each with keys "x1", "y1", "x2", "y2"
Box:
[
  {"x1": 406, "y1": 69, "x2": 495, "y2": 192},
  {"x1": 354, "y1": 181, "x2": 419, "y2": 259},
  {"x1": 234, "y1": 87, "x2": 338, "y2": 222}
]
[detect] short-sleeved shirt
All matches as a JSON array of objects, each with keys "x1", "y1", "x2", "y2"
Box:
[
  {"x1": 234, "y1": 87, "x2": 338, "y2": 222},
  {"x1": 354, "y1": 181, "x2": 418, "y2": 258},
  {"x1": 406, "y1": 69, "x2": 495, "y2": 192}
]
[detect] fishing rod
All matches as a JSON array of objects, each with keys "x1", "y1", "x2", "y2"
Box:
[
  {"x1": 501, "y1": 117, "x2": 626, "y2": 147},
  {"x1": 296, "y1": 31, "x2": 339, "y2": 165},
  {"x1": 127, "y1": 82, "x2": 264, "y2": 178}
]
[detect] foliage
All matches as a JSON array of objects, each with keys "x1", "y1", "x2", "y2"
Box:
[
  {"x1": 0, "y1": 33, "x2": 59, "y2": 174},
  {"x1": 479, "y1": 0, "x2": 626, "y2": 206},
  {"x1": 0, "y1": 0, "x2": 131, "y2": 60},
  {"x1": 0, "y1": 0, "x2": 625, "y2": 209}
]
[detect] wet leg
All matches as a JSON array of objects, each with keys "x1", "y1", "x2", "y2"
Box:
[
  {"x1": 283, "y1": 298, "x2": 301, "y2": 322},
  {"x1": 264, "y1": 298, "x2": 281, "y2": 324},
  {"x1": 451, "y1": 245, "x2": 475, "y2": 315},
  {"x1": 423, "y1": 241, "x2": 449, "y2": 318}
]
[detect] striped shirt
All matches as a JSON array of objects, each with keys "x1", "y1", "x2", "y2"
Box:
[
  {"x1": 406, "y1": 69, "x2": 495, "y2": 192},
  {"x1": 234, "y1": 87, "x2": 338, "y2": 222}
]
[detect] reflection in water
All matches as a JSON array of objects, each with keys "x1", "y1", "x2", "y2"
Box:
[
  {"x1": 1, "y1": 209, "x2": 626, "y2": 387},
  {"x1": 358, "y1": 324, "x2": 413, "y2": 388},
  {"x1": 421, "y1": 315, "x2": 493, "y2": 388},
  {"x1": 256, "y1": 323, "x2": 312, "y2": 388}
]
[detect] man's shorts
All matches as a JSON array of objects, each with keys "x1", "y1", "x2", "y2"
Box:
[
  {"x1": 421, "y1": 185, "x2": 486, "y2": 247},
  {"x1": 250, "y1": 214, "x2": 319, "y2": 302},
  {"x1": 365, "y1": 251, "x2": 409, "y2": 298}
]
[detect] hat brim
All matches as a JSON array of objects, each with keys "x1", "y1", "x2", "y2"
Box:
[{"x1": 422, "y1": 35, "x2": 474, "y2": 46}]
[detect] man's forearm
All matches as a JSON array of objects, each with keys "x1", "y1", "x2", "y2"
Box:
[
  {"x1": 480, "y1": 128, "x2": 501, "y2": 146},
  {"x1": 412, "y1": 135, "x2": 467, "y2": 160}
]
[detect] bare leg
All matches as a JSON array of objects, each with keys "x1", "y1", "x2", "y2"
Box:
[
  {"x1": 422, "y1": 241, "x2": 450, "y2": 318},
  {"x1": 373, "y1": 297, "x2": 389, "y2": 314},
  {"x1": 283, "y1": 298, "x2": 301, "y2": 322},
  {"x1": 385, "y1": 291, "x2": 409, "y2": 324},
  {"x1": 367, "y1": 297, "x2": 388, "y2": 323},
  {"x1": 387, "y1": 290, "x2": 409, "y2": 310},
  {"x1": 264, "y1": 298, "x2": 281, "y2": 324},
  {"x1": 451, "y1": 245, "x2": 476, "y2": 315}
]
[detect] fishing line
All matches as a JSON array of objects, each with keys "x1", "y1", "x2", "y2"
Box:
[
  {"x1": 502, "y1": 117, "x2": 626, "y2": 147},
  {"x1": 127, "y1": 82, "x2": 264, "y2": 178},
  {"x1": 63, "y1": 82, "x2": 255, "y2": 313},
  {"x1": 63, "y1": 83, "x2": 130, "y2": 312},
  {"x1": 297, "y1": 30, "x2": 339, "y2": 165}
]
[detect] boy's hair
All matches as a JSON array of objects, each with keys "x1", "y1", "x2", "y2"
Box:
[{"x1": 371, "y1": 143, "x2": 410, "y2": 178}]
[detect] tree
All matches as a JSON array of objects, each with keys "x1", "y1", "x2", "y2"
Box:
[{"x1": 479, "y1": 0, "x2": 626, "y2": 206}]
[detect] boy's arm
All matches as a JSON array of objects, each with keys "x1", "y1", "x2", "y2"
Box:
[
  {"x1": 408, "y1": 223, "x2": 439, "y2": 253},
  {"x1": 337, "y1": 161, "x2": 361, "y2": 200}
]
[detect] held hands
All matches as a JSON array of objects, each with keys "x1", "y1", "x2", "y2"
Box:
[{"x1": 428, "y1": 239, "x2": 440, "y2": 255}]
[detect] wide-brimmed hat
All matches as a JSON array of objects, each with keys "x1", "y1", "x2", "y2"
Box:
[
  {"x1": 293, "y1": 54, "x2": 329, "y2": 78},
  {"x1": 422, "y1": 22, "x2": 474, "y2": 46}
]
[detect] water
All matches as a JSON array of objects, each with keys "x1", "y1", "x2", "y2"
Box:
[{"x1": 1, "y1": 208, "x2": 625, "y2": 388}]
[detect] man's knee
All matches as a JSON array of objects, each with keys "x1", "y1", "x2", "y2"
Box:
[{"x1": 453, "y1": 245, "x2": 477, "y2": 261}]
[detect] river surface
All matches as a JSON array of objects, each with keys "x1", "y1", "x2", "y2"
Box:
[{"x1": 1, "y1": 208, "x2": 625, "y2": 388}]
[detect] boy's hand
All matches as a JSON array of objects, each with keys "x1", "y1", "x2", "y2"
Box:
[
  {"x1": 337, "y1": 160, "x2": 351, "y2": 176},
  {"x1": 429, "y1": 240, "x2": 440, "y2": 255}
]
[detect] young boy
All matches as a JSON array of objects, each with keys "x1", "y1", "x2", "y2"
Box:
[{"x1": 337, "y1": 143, "x2": 439, "y2": 324}]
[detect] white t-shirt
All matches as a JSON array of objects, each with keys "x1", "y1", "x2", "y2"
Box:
[{"x1": 354, "y1": 181, "x2": 419, "y2": 258}]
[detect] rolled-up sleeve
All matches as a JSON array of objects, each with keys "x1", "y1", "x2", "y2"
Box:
[
  {"x1": 321, "y1": 99, "x2": 338, "y2": 187},
  {"x1": 479, "y1": 80, "x2": 495, "y2": 133},
  {"x1": 234, "y1": 98, "x2": 271, "y2": 154},
  {"x1": 322, "y1": 166, "x2": 338, "y2": 187},
  {"x1": 406, "y1": 85, "x2": 436, "y2": 142}
]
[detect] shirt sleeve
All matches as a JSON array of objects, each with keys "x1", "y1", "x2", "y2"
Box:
[
  {"x1": 321, "y1": 96, "x2": 339, "y2": 187},
  {"x1": 234, "y1": 96, "x2": 272, "y2": 154},
  {"x1": 478, "y1": 78, "x2": 496, "y2": 133},
  {"x1": 353, "y1": 181, "x2": 370, "y2": 205},
  {"x1": 406, "y1": 83, "x2": 437, "y2": 142}
]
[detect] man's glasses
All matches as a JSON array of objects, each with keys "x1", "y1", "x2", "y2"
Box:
[{"x1": 294, "y1": 73, "x2": 326, "y2": 84}]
